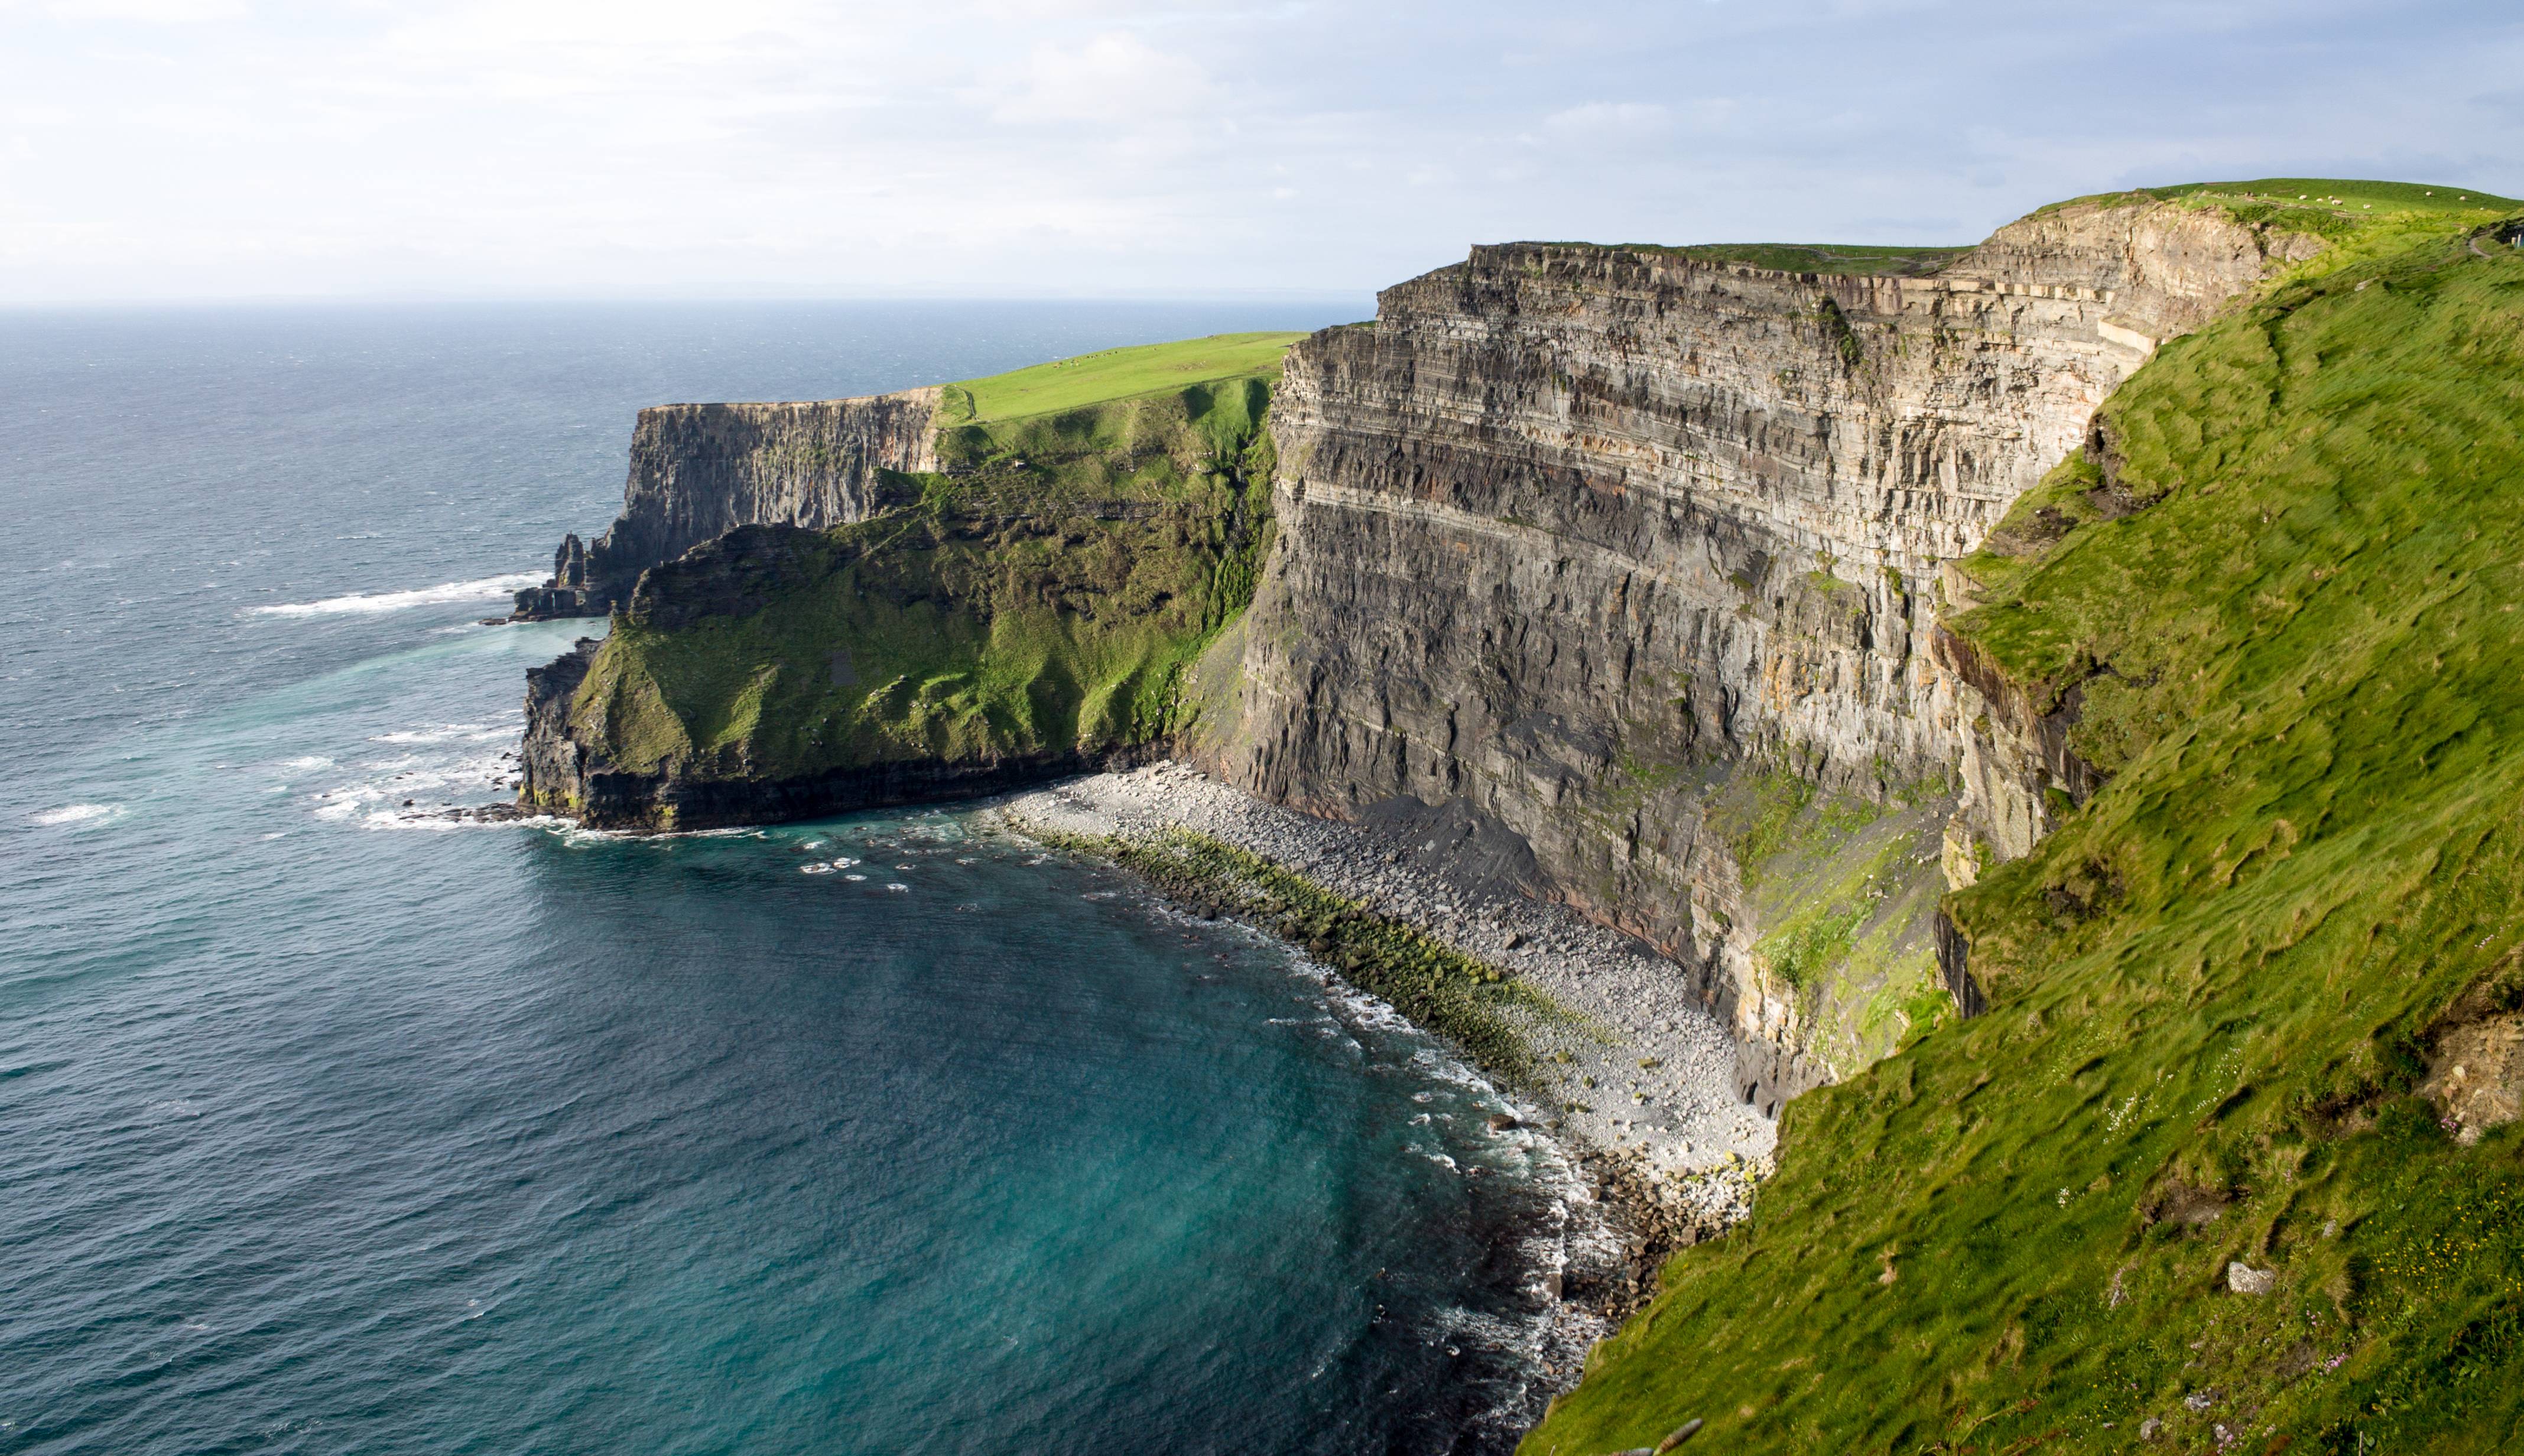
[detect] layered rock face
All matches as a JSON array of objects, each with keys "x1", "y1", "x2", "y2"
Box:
[
  {"x1": 503, "y1": 194, "x2": 2310, "y2": 1106},
  {"x1": 512, "y1": 387, "x2": 940, "y2": 618},
  {"x1": 1222, "y1": 197, "x2": 2305, "y2": 1092},
  {"x1": 1962, "y1": 199, "x2": 2321, "y2": 347}
]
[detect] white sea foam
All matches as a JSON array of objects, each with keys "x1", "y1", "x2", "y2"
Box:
[
  {"x1": 251, "y1": 573, "x2": 541, "y2": 618},
  {"x1": 33, "y1": 803, "x2": 119, "y2": 826},
  {"x1": 371, "y1": 724, "x2": 505, "y2": 746},
  {"x1": 554, "y1": 824, "x2": 631, "y2": 846},
  {"x1": 308, "y1": 737, "x2": 524, "y2": 830}
]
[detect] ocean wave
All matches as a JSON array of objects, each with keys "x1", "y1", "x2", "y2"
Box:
[
  {"x1": 32, "y1": 803, "x2": 119, "y2": 827},
  {"x1": 551, "y1": 824, "x2": 632, "y2": 846},
  {"x1": 371, "y1": 724, "x2": 505, "y2": 746},
  {"x1": 251, "y1": 573, "x2": 542, "y2": 618},
  {"x1": 310, "y1": 743, "x2": 520, "y2": 828}
]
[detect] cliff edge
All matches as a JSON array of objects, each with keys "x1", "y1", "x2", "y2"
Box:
[
  {"x1": 1522, "y1": 180, "x2": 2524, "y2": 1456},
  {"x1": 517, "y1": 341, "x2": 1288, "y2": 829},
  {"x1": 512, "y1": 388, "x2": 943, "y2": 619}
]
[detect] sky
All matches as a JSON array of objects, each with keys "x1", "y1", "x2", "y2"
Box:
[{"x1": 2, "y1": 0, "x2": 2519, "y2": 303}]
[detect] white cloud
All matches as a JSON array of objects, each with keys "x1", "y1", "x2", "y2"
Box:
[
  {"x1": 0, "y1": 0, "x2": 2516, "y2": 302},
  {"x1": 24, "y1": 0, "x2": 246, "y2": 20},
  {"x1": 992, "y1": 32, "x2": 1221, "y2": 124},
  {"x1": 1542, "y1": 100, "x2": 1674, "y2": 136},
  {"x1": 1541, "y1": 98, "x2": 1740, "y2": 141}
]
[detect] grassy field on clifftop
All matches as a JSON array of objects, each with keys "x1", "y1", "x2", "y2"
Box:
[
  {"x1": 563, "y1": 342, "x2": 1287, "y2": 791},
  {"x1": 938, "y1": 332, "x2": 1303, "y2": 424},
  {"x1": 1526, "y1": 196, "x2": 2524, "y2": 1453}
]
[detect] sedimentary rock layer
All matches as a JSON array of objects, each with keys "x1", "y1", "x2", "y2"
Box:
[
  {"x1": 1221, "y1": 198, "x2": 2305, "y2": 1086},
  {"x1": 509, "y1": 194, "x2": 2314, "y2": 1105},
  {"x1": 514, "y1": 387, "x2": 940, "y2": 616}
]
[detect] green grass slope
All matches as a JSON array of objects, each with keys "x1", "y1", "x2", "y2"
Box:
[
  {"x1": 2041, "y1": 177, "x2": 2517, "y2": 220},
  {"x1": 1707, "y1": 769, "x2": 1956, "y2": 1075},
  {"x1": 938, "y1": 331, "x2": 1305, "y2": 424},
  {"x1": 2045, "y1": 178, "x2": 2519, "y2": 275},
  {"x1": 1620, "y1": 179, "x2": 2517, "y2": 285},
  {"x1": 562, "y1": 347, "x2": 1286, "y2": 799},
  {"x1": 1525, "y1": 201, "x2": 2524, "y2": 1454}
]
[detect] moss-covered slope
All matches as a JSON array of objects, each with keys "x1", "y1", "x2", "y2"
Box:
[
  {"x1": 1703, "y1": 768, "x2": 1958, "y2": 1082},
  {"x1": 524, "y1": 344, "x2": 1285, "y2": 830},
  {"x1": 1526, "y1": 197, "x2": 2524, "y2": 1453}
]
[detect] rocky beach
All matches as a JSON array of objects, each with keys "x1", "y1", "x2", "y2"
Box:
[{"x1": 1000, "y1": 761, "x2": 1775, "y2": 1283}]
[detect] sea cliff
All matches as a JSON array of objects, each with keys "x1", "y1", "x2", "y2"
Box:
[
  {"x1": 1522, "y1": 183, "x2": 2524, "y2": 1456},
  {"x1": 515, "y1": 197, "x2": 2315, "y2": 1097},
  {"x1": 512, "y1": 388, "x2": 941, "y2": 618},
  {"x1": 514, "y1": 181, "x2": 2524, "y2": 1452},
  {"x1": 517, "y1": 340, "x2": 1288, "y2": 830},
  {"x1": 1218, "y1": 194, "x2": 2306, "y2": 1102}
]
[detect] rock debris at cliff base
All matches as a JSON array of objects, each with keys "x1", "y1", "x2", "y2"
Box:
[{"x1": 1002, "y1": 763, "x2": 1778, "y2": 1196}]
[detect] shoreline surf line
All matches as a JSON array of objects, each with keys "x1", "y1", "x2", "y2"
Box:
[{"x1": 251, "y1": 573, "x2": 543, "y2": 618}]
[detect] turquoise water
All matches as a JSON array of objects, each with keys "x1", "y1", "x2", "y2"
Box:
[{"x1": 1, "y1": 303, "x2": 1594, "y2": 1454}]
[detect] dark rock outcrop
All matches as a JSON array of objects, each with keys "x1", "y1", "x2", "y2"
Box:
[
  {"x1": 512, "y1": 388, "x2": 940, "y2": 619},
  {"x1": 519, "y1": 636, "x2": 602, "y2": 804},
  {"x1": 1931, "y1": 909, "x2": 1986, "y2": 1019},
  {"x1": 509, "y1": 534, "x2": 599, "y2": 620},
  {"x1": 527, "y1": 737, "x2": 1171, "y2": 833}
]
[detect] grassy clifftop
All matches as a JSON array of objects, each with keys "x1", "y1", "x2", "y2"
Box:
[
  {"x1": 938, "y1": 331, "x2": 1305, "y2": 424},
  {"x1": 1526, "y1": 192, "x2": 2524, "y2": 1453},
  {"x1": 543, "y1": 337, "x2": 1290, "y2": 820}
]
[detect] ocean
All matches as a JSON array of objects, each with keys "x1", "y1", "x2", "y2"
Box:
[{"x1": 0, "y1": 301, "x2": 1606, "y2": 1455}]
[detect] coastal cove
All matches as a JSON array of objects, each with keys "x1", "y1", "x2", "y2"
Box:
[
  {"x1": 0, "y1": 303, "x2": 1639, "y2": 1456},
  {"x1": 20, "y1": 174, "x2": 2524, "y2": 1455},
  {"x1": 489, "y1": 184, "x2": 2524, "y2": 1452}
]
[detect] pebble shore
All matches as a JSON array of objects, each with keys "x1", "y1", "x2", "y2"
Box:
[{"x1": 1001, "y1": 762, "x2": 1776, "y2": 1241}]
